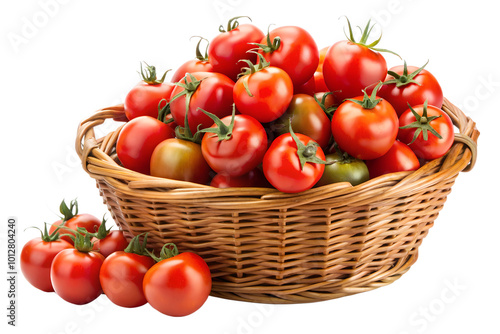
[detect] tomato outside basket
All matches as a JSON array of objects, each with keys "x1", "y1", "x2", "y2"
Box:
[{"x1": 75, "y1": 98, "x2": 478, "y2": 304}]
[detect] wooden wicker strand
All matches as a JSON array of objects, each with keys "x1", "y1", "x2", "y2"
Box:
[{"x1": 75, "y1": 99, "x2": 479, "y2": 304}]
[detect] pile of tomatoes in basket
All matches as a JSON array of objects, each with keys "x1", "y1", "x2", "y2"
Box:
[
  {"x1": 21, "y1": 199, "x2": 212, "y2": 317},
  {"x1": 115, "y1": 16, "x2": 454, "y2": 193}
]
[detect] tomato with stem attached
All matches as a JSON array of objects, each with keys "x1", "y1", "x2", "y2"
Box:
[
  {"x1": 200, "y1": 107, "x2": 268, "y2": 177},
  {"x1": 377, "y1": 60, "x2": 443, "y2": 116},
  {"x1": 233, "y1": 52, "x2": 293, "y2": 123},
  {"x1": 316, "y1": 150, "x2": 369, "y2": 187},
  {"x1": 50, "y1": 229, "x2": 105, "y2": 305},
  {"x1": 49, "y1": 199, "x2": 102, "y2": 245},
  {"x1": 263, "y1": 124, "x2": 326, "y2": 193},
  {"x1": 323, "y1": 18, "x2": 399, "y2": 102},
  {"x1": 125, "y1": 63, "x2": 175, "y2": 120},
  {"x1": 331, "y1": 82, "x2": 398, "y2": 160},
  {"x1": 255, "y1": 25, "x2": 319, "y2": 86},
  {"x1": 89, "y1": 217, "x2": 128, "y2": 258},
  {"x1": 171, "y1": 37, "x2": 214, "y2": 83},
  {"x1": 143, "y1": 243, "x2": 212, "y2": 317},
  {"x1": 170, "y1": 72, "x2": 235, "y2": 134},
  {"x1": 208, "y1": 16, "x2": 265, "y2": 82},
  {"x1": 397, "y1": 101, "x2": 454, "y2": 160},
  {"x1": 99, "y1": 233, "x2": 156, "y2": 308},
  {"x1": 21, "y1": 224, "x2": 73, "y2": 292}
]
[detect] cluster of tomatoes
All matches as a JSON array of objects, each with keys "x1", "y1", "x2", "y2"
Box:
[
  {"x1": 20, "y1": 199, "x2": 212, "y2": 317},
  {"x1": 115, "y1": 16, "x2": 454, "y2": 193}
]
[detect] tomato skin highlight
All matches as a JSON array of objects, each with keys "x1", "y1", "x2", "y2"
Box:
[
  {"x1": 99, "y1": 251, "x2": 156, "y2": 308},
  {"x1": 208, "y1": 23, "x2": 265, "y2": 82},
  {"x1": 233, "y1": 66, "x2": 293, "y2": 123},
  {"x1": 263, "y1": 133, "x2": 325, "y2": 193},
  {"x1": 398, "y1": 104, "x2": 455, "y2": 160},
  {"x1": 116, "y1": 116, "x2": 175, "y2": 175},
  {"x1": 93, "y1": 230, "x2": 129, "y2": 258},
  {"x1": 150, "y1": 138, "x2": 211, "y2": 184},
  {"x1": 272, "y1": 94, "x2": 332, "y2": 149},
  {"x1": 364, "y1": 140, "x2": 420, "y2": 179},
  {"x1": 143, "y1": 252, "x2": 212, "y2": 317},
  {"x1": 378, "y1": 65, "x2": 444, "y2": 116},
  {"x1": 171, "y1": 59, "x2": 214, "y2": 84},
  {"x1": 124, "y1": 81, "x2": 175, "y2": 120},
  {"x1": 20, "y1": 238, "x2": 73, "y2": 292},
  {"x1": 331, "y1": 96, "x2": 398, "y2": 160},
  {"x1": 259, "y1": 26, "x2": 319, "y2": 86},
  {"x1": 49, "y1": 213, "x2": 102, "y2": 245},
  {"x1": 323, "y1": 40, "x2": 387, "y2": 102},
  {"x1": 50, "y1": 249, "x2": 105, "y2": 305},
  {"x1": 170, "y1": 72, "x2": 235, "y2": 134},
  {"x1": 201, "y1": 114, "x2": 268, "y2": 177}
]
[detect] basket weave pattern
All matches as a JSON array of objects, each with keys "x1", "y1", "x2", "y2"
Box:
[{"x1": 76, "y1": 99, "x2": 478, "y2": 304}]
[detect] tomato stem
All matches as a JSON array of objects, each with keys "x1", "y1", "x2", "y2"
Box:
[
  {"x1": 219, "y1": 16, "x2": 252, "y2": 33},
  {"x1": 139, "y1": 62, "x2": 170, "y2": 85},
  {"x1": 190, "y1": 36, "x2": 210, "y2": 61},
  {"x1": 314, "y1": 92, "x2": 338, "y2": 119},
  {"x1": 124, "y1": 233, "x2": 152, "y2": 257},
  {"x1": 147, "y1": 243, "x2": 179, "y2": 263},
  {"x1": 399, "y1": 100, "x2": 443, "y2": 144},
  {"x1": 67, "y1": 227, "x2": 95, "y2": 253},
  {"x1": 198, "y1": 105, "x2": 236, "y2": 141},
  {"x1": 342, "y1": 17, "x2": 400, "y2": 58},
  {"x1": 288, "y1": 121, "x2": 326, "y2": 170},
  {"x1": 385, "y1": 60, "x2": 429, "y2": 88},
  {"x1": 25, "y1": 223, "x2": 62, "y2": 242},
  {"x1": 251, "y1": 24, "x2": 280, "y2": 53},
  {"x1": 346, "y1": 81, "x2": 384, "y2": 109},
  {"x1": 59, "y1": 198, "x2": 78, "y2": 222}
]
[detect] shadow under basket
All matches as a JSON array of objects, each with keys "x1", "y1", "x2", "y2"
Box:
[{"x1": 76, "y1": 98, "x2": 478, "y2": 304}]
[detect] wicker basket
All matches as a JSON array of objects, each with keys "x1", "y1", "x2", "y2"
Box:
[{"x1": 75, "y1": 98, "x2": 478, "y2": 304}]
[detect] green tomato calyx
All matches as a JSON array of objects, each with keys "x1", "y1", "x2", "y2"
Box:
[
  {"x1": 198, "y1": 105, "x2": 236, "y2": 142},
  {"x1": 289, "y1": 121, "x2": 326, "y2": 170},
  {"x1": 399, "y1": 100, "x2": 443, "y2": 144},
  {"x1": 385, "y1": 60, "x2": 429, "y2": 88},
  {"x1": 139, "y1": 62, "x2": 169, "y2": 85}
]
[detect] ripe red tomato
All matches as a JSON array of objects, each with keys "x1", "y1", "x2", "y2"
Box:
[
  {"x1": 316, "y1": 46, "x2": 329, "y2": 72},
  {"x1": 263, "y1": 132, "x2": 326, "y2": 193},
  {"x1": 99, "y1": 234, "x2": 156, "y2": 308},
  {"x1": 143, "y1": 245, "x2": 212, "y2": 317},
  {"x1": 93, "y1": 230, "x2": 128, "y2": 258},
  {"x1": 170, "y1": 72, "x2": 235, "y2": 134},
  {"x1": 272, "y1": 94, "x2": 331, "y2": 149},
  {"x1": 116, "y1": 115, "x2": 175, "y2": 175},
  {"x1": 150, "y1": 138, "x2": 211, "y2": 184},
  {"x1": 233, "y1": 58, "x2": 293, "y2": 123},
  {"x1": 171, "y1": 36, "x2": 214, "y2": 83},
  {"x1": 377, "y1": 61, "x2": 444, "y2": 116},
  {"x1": 210, "y1": 168, "x2": 270, "y2": 188},
  {"x1": 200, "y1": 111, "x2": 268, "y2": 176},
  {"x1": 331, "y1": 85, "x2": 399, "y2": 160},
  {"x1": 256, "y1": 25, "x2": 319, "y2": 86},
  {"x1": 51, "y1": 248, "x2": 105, "y2": 305},
  {"x1": 398, "y1": 102, "x2": 455, "y2": 160},
  {"x1": 125, "y1": 63, "x2": 175, "y2": 120},
  {"x1": 208, "y1": 16, "x2": 265, "y2": 81},
  {"x1": 49, "y1": 199, "x2": 102, "y2": 245},
  {"x1": 323, "y1": 19, "x2": 396, "y2": 102},
  {"x1": 20, "y1": 225, "x2": 73, "y2": 292},
  {"x1": 364, "y1": 140, "x2": 420, "y2": 178}
]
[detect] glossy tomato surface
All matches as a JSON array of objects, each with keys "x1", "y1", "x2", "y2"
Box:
[
  {"x1": 100, "y1": 251, "x2": 156, "y2": 308},
  {"x1": 116, "y1": 116, "x2": 175, "y2": 175},
  {"x1": 49, "y1": 213, "x2": 102, "y2": 245},
  {"x1": 20, "y1": 237, "x2": 73, "y2": 292},
  {"x1": 143, "y1": 252, "x2": 212, "y2": 317},
  {"x1": 50, "y1": 249, "x2": 105, "y2": 305},
  {"x1": 364, "y1": 140, "x2": 420, "y2": 178}
]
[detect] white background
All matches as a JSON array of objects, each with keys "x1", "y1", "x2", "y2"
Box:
[{"x1": 1, "y1": 0, "x2": 498, "y2": 333}]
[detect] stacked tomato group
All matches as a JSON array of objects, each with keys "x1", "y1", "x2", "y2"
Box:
[
  {"x1": 116, "y1": 16, "x2": 454, "y2": 194},
  {"x1": 21, "y1": 199, "x2": 212, "y2": 317}
]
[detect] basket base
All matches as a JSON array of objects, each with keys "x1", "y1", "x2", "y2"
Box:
[{"x1": 209, "y1": 252, "x2": 418, "y2": 304}]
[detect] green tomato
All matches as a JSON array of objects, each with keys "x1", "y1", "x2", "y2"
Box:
[{"x1": 316, "y1": 152, "x2": 369, "y2": 187}]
